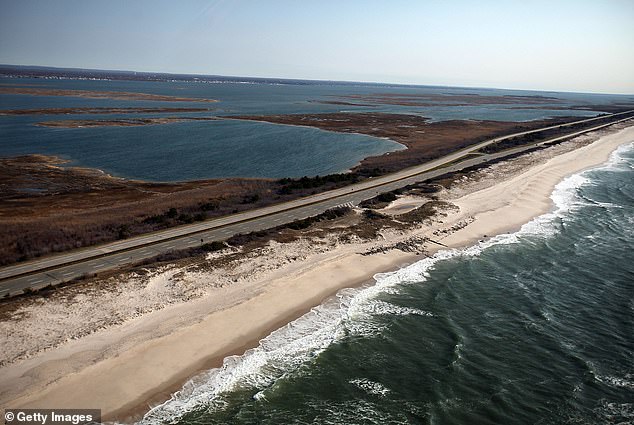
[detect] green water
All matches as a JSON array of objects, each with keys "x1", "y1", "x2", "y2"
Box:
[{"x1": 140, "y1": 142, "x2": 634, "y2": 424}]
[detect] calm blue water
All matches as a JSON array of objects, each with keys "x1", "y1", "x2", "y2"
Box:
[
  {"x1": 0, "y1": 117, "x2": 403, "y2": 180},
  {"x1": 140, "y1": 141, "x2": 634, "y2": 424},
  {"x1": 2, "y1": 77, "x2": 631, "y2": 180}
]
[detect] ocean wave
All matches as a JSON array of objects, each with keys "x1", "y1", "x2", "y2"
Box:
[
  {"x1": 604, "y1": 141, "x2": 634, "y2": 169},
  {"x1": 596, "y1": 373, "x2": 634, "y2": 390},
  {"x1": 137, "y1": 141, "x2": 634, "y2": 424},
  {"x1": 360, "y1": 300, "x2": 434, "y2": 317},
  {"x1": 349, "y1": 378, "x2": 391, "y2": 397},
  {"x1": 593, "y1": 400, "x2": 634, "y2": 423},
  {"x1": 138, "y1": 266, "x2": 443, "y2": 422},
  {"x1": 139, "y1": 300, "x2": 345, "y2": 423}
]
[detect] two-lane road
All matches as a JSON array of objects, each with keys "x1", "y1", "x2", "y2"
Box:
[{"x1": 1, "y1": 110, "x2": 632, "y2": 297}]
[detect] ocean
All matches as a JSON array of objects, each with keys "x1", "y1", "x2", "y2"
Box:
[
  {"x1": 0, "y1": 77, "x2": 622, "y2": 181},
  {"x1": 139, "y1": 142, "x2": 634, "y2": 424}
]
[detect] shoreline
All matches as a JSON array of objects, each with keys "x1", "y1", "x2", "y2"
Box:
[
  {"x1": 0, "y1": 87, "x2": 218, "y2": 103},
  {"x1": 1, "y1": 124, "x2": 632, "y2": 423},
  {"x1": 35, "y1": 116, "x2": 219, "y2": 128}
]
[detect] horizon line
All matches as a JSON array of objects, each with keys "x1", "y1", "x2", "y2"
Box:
[{"x1": 2, "y1": 63, "x2": 633, "y2": 97}]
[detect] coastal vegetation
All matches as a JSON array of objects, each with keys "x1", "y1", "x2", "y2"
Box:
[
  {"x1": 0, "y1": 156, "x2": 384, "y2": 265},
  {"x1": 36, "y1": 116, "x2": 218, "y2": 128},
  {"x1": 127, "y1": 196, "x2": 460, "y2": 273},
  {"x1": 0, "y1": 86, "x2": 218, "y2": 102},
  {"x1": 1, "y1": 109, "x2": 631, "y2": 267},
  {"x1": 480, "y1": 111, "x2": 634, "y2": 154},
  {"x1": 0, "y1": 107, "x2": 212, "y2": 115},
  {"x1": 232, "y1": 113, "x2": 574, "y2": 173}
]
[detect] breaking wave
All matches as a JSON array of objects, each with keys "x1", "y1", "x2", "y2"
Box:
[{"x1": 138, "y1": 142, "x2": 633, "y2": 424}]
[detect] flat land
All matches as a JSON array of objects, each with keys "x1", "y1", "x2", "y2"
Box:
[
  {"x1": 313, "y1": 93, "x2": 634, "y2": 113},
  {"x1": 321, "y1": 92, "x2": 562, "y2": 107},
  {"x1": 0, "y1": 87, "x2": 218, "y2": 102},
  {"x1": 0, "y1": 114, "x2": 566, "y2": 266},
  {"x1": 3, "y1": 110, "x2": 630, "y2": 267},
  {"x1": 0, "y1": 155, "x2": 277, "y2": 265},
  {"x1": 0, "y1": 107, "x2": 212, "y2": 115},
  {"x1": 232, "y1": 113, "x2": 569, "y2": 172},
  {"x1": 36, "y1": 116, "x2": 217, "y2": 128}
]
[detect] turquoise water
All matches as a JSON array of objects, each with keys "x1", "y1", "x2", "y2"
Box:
[
  {"x1": 2, "y1": 77, "x2": 628, "y2": 181},
  {"x1": 140, "y1": 142, "x2": 634, "y2": 424}
]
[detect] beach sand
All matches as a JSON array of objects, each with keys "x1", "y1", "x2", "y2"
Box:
[{"x1": 1, "y1": 124, "x2": 632, "y2": 422}]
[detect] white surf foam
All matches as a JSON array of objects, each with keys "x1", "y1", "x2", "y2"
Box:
[
  {"x1": 596, "y1": 373, "x2": 634, "y2": 390},
  {"x1": 349, "y1": 378, "x2": 391, "y2": 397},
  {"x1": 603, "y1": 141, "x2": 634, "y2": 170},
  {"x1": 137, "y1": 142, "x2": 634, "y2": 424}
]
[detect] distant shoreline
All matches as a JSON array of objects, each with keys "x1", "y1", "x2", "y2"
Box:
[
  {"x1": 0, "y1": 86, "x2": 218, "y2": 103},
  {"x1": 36, "y1": 116, "x2": 219, "y2": 128},
  {"x1": 0, "y1": 106, "x2": 212, "y2": 116},
  {"x1": 3, "y1": 64, "x2": 634, "y2": 96}
]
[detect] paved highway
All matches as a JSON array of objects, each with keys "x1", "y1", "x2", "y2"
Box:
[{"x1": 1, "y1": 111, "x2": 632, "y2": 297}]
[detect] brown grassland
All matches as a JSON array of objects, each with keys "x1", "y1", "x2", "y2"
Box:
[
  {"x1": 0, "y1": 87, "x2": 218, "y2": 103},
  {"x1": 3, "y1": 108, "x2": 630, "y2": 267}
]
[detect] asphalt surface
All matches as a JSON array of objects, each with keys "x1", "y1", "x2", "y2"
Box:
[{"x1": 1, "y1": 111, "x2": 632, "y2": 297}]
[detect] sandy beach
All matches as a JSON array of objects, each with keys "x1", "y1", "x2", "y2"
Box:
[{"x1": 1, "y1": 123, "x2": 632, "y2": 423}]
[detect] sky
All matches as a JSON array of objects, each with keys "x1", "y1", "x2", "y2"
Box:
[{"x1": 1, "y1": 0, "x2": 633, "y2": 94}]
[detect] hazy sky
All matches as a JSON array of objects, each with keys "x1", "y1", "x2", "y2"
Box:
[{"x1": 1, "y1": 0, "x2": 633, "y2": 93}]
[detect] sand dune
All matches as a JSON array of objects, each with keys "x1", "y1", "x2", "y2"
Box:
[{"x1": 1, "y1": 123, "x2": 632, "y2": 423}]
